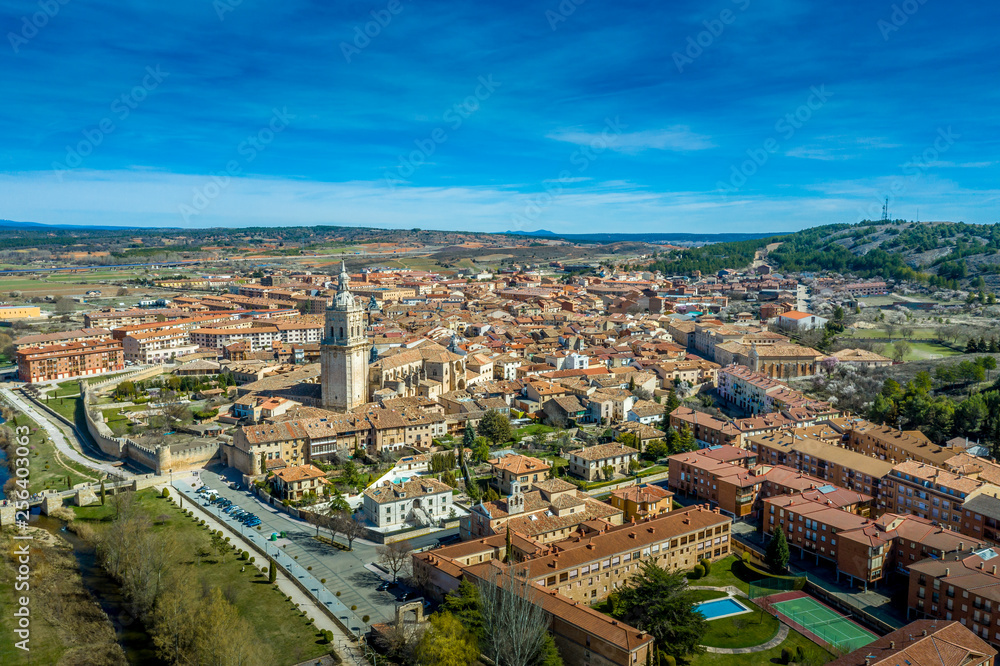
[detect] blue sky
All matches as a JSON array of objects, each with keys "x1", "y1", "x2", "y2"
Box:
[{"x1": 1, "y1": 0, "x2": 998, "y2": 233}]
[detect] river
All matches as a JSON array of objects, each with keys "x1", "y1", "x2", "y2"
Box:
[{"x1": 32, "y1": 512, "x2": 166, "y2": 665}]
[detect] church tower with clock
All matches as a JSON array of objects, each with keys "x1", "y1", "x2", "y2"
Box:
[{"x1": 321, "y1": 262, "x2": 369, "y2": 412}]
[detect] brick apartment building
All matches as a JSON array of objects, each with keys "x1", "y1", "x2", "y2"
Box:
[
  {"x1": 16, "y1": 339, "x2": 125, "y2": 383},
  {"x1": 764, "y1": 494, "x2": 968, "y2": 590},
  {"x1": 748, "y1": 431, "x2": 895, "y2": 504},
  {"x1": 907, "y1": 547, "x2": 1000, "y2": 649}
]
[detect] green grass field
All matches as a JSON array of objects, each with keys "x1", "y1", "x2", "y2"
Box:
[
  {"x1": 699, "y1": 597, "x2": 780, "y2": 649},
  {"x1": 885, "y1": 341, "x2": 962, "y2": 361},
  {"x1": 516, "y1": 423, "x2": 555, "y2": 438},
  {"x1": 687, "y1": 629, "x2": 834, "y2": 666},
  {"x1": 690, "y1": 555, "x2": 753, "y2": 593},
  {"x1": 73, "y1": 491, "x2": 332, "y2": 664},
  {"x1": 845, "y1": 327, "x2": 938, "y2": 340},
  {"x1": 4, "y1": 411, "x2": 96, "y2": 492}
]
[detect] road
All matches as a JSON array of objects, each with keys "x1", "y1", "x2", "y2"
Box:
[
  {"x1": 192, "y1": 468, "x2": 456, "y2": 629},
  {"x1": 0, "y1": 386, "x2": 129, "y2": 478}
]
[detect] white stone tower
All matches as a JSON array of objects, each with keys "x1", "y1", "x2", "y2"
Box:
[{"x1": 321, "y1": 262, "x2": 369, "y2": 411}]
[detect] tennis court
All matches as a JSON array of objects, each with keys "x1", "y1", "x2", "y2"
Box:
[{"x1": 771, "y1": 596, "x2": 877, "y2": 653}]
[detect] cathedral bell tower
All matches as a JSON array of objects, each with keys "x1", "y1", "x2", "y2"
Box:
[{"x1": 321, "y1": 262, "x2": 370, "y2": 411}]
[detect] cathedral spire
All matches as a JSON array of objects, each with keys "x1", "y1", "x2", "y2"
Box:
[{"x1": 338, "y1": 261, "x2": 350, "y2": 293}]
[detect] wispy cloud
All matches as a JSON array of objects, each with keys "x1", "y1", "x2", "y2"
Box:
[{"x1": 547, "y1": 126, "x2": 715, "y2": 154}]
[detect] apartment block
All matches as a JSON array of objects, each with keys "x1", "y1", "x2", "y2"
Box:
[
  {"x1": 908, "y1": 547, "x2": 1000, "y2": 648},
  {"x1": 764, "y1": 494, "x2": 968, "y2": 590},
  {"x1": 748, "y1": 431, "x2": 895, "y2": 503},
  {"x1": 844, "y1": 420, "x2": 952, "y2": 466},
  {"x1": 16, "y1": 339, "x2": 124, "y2": 383},
  {"x1": 882, "y1": 461, "x2": 984, "y2": 533}
]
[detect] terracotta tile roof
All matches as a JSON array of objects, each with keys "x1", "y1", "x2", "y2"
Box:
[
  {"x1": 827, "y1": 620, "x2": 996, "y2": 666},
  {"x1": 489, "y1": 454, "x2": 551, "y2": 475}
]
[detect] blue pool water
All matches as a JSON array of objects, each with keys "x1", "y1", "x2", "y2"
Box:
[{"x1": 694, "y1": 597, "x2": 750, "y2": 620}]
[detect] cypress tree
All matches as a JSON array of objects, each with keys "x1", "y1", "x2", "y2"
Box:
[{"x1": 765, "y1": 526, "x2": 790, "y2": 574}]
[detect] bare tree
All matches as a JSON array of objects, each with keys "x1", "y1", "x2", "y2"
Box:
[
  {"x1": 376, "y1": 541, "x2": 412, "y2": 582},
  {"x1": 334, "y1": 511, "x2": 366, "y2": 551},
  {"x1": 476, "y1": 564, "x2": 548, "y2": 666}
]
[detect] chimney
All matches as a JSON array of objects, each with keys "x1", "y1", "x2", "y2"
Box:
[
  {"x1": 922, "y1": 629, "x2": 927, "y2": 636},
  {"x1": 889, "y1": 641, "x2": 895, "y2": 649},
  {"x1": 945, "y1": 567, "x2": 950, "y2": 576}
]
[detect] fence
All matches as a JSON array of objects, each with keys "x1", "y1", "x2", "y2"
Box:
[{"x1": 748, "y1": 575, "x2": 805, "y2": 600}]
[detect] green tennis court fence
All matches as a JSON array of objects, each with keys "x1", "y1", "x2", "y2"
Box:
[{"x1": 748, "y1": 575, "x2": 804, "y2": 599}]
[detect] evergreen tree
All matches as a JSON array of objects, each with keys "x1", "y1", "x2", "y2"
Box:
[
  {"x1": 268, "y1": 558, "x2": 276, "y2": 583},
  {"x1": 675, "y1": 424, "x2": 696, "y2": 452},
  {"x1": 99, "y1": 480, "x2": 106, "y2": 506},
  {"x1": 765, "y1": 526, "x2": 790, "y2": 573},
  {"x1": 461, "y1": 427, "x2": 479, "y2": 501},
  {"x1": 532, "y1": 632, "x2": 564, "y2": 666},
  {"x1": 478, "y1": 409, "x2": 513, "y2": 446},
  {"x1": 505, "y1": 525, "x2": 513, "y2": 562},
  {"x1": 414, "y1": 612, "x2": 479, "y2": 666},
  {"x1": 441, "y1": 580, "x2": 484, "y2": 635},
  {"x1": 665, "y1": 389, "x2": 681, "y2": 414},
  {"x1": 611, "y1": 561, "x2": 707, "y2": 659}
]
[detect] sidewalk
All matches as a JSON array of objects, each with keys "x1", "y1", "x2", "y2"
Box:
[
  {"x1": 0, "y1": 386, "x2": 130, "y2": 478},
  {"x1": 165, "y1": 480, "x2": 371, "y2": 666}
]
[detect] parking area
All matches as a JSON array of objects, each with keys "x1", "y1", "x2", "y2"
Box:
[{"x1": 189, "y1": 468, "x2": 452, "y2": 627}]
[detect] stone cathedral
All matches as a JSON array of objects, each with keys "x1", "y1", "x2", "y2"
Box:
[{"x1": 321, "y1": 262, "x2": 370, "y2": 411}]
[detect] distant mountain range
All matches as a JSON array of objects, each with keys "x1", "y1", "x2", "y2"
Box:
[
  {"x1": 503, "y1": 229, "x2": 783, "y2": 243},
  {"x1": 0, "y1": 219, "x2": 165, "y2": 231}
]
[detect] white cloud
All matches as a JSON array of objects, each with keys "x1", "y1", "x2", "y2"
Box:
[{"x1": 547, "y1": 126, "x2": 715, "y2": 154}]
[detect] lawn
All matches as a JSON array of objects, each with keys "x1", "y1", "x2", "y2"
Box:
[
  {"x1": 52, "y1": 380, "x2": 84, "y2": 398},
  {"x1": 516, "y1": 423, "x2": 555, "y2": 438},
  {"x1": 73, "y1": 490, "x2": 332, "y2": 664},
  {"x1": 699, "y1": 597, "x2": 779, "y2": 649},
  {"x1": 101, "y1": 407, "x2": 144, "y2": 436},
  {"x1": 687, "y1": 629, "x2": 834, "y2": 666},
  {"x1": 3, "y1": 411, "x2": 96, "y2": 492},
  {"x1": 686, "y1": 589, "x2": 728, "y2": 604},
  {"x1": 885, "y1": 341, "x2": 961, "y2": 361},
  {"x1": 46, "y1": 394, "x2": 82, "y2": 422},
  {"x1": 845, "y1": 327, "x2": 938, "y2": 340},
  {"x1": 689, "y1": 555, "x2": 754, "y2": 593}
]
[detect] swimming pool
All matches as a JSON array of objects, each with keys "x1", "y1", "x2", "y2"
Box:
[{"x1": 693, "y1": 597, "x2": 751, "y2": 620}]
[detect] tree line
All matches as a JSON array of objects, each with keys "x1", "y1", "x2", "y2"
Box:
[{"x1": 86, "y1": 490, "x2": 272, "y2": 665}]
